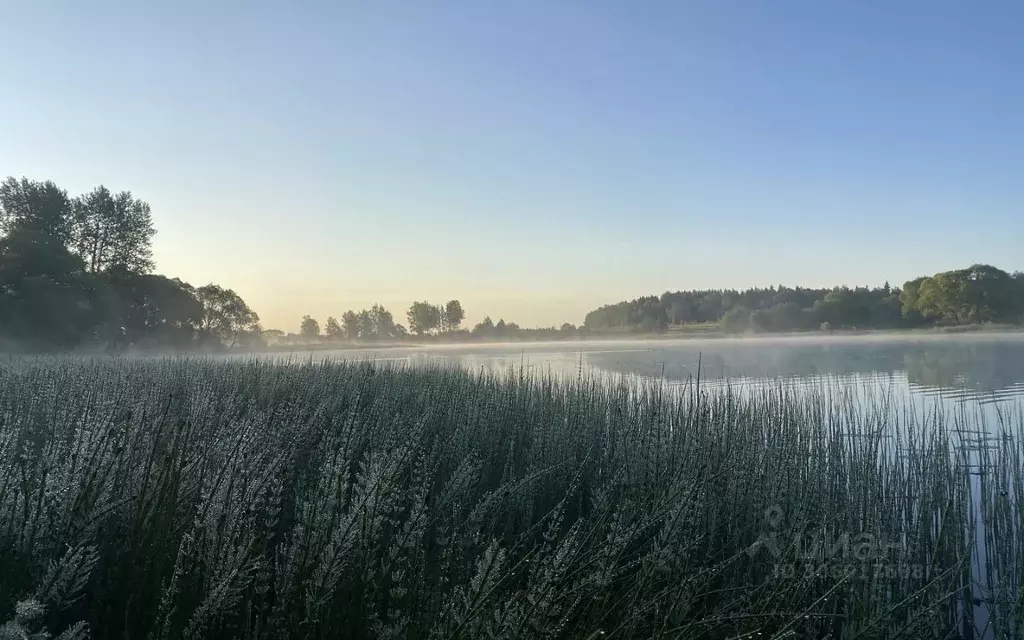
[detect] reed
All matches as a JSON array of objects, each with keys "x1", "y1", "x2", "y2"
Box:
[{"x1": 0, "y1": 356, "x2": 1019, "y2": 639}]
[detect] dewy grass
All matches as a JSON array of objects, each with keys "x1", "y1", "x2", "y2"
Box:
[{"x1": 0, "y1": 356, "x2": 1020, "y2": 639}]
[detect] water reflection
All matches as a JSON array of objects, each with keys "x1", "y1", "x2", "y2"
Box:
[
  {"x1": 319, "y1": 334, "x2": 1024, "y2": 406},
  {"x1": 580, "y1": 336, "x2": 1024, "y2": 404}
]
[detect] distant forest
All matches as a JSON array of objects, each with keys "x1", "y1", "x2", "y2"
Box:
[
  {"x1": 3, "y1": 176, "x2": 1022, "y2": 353},
  {"x1": 583, "y1": 264, "x2": 1024, "y2": 333}
]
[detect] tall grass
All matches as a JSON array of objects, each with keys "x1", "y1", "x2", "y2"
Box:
[{"x1": 0, "y1": 356, "x2": 1020, "y2": 639}]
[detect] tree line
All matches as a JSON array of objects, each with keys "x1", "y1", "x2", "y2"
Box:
[
  {"x1": 0, "y1": 175, "x2": 574, "y2": 353},
  {"x1": 6, "y1": 175, "x2": 1020, "y2": 352},
  {"x1": 583, "y1": 264, "x2": 1024, "y2": 334},
  {"x1": 0, "y1": 176, "x2": 262, "y2": 352},
  {"x1": 275, "y1": 300, "x2": 582, "y2": 345}
]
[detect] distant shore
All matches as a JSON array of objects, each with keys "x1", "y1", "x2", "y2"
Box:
[{"x1": 250, "y1": 323, "x2": 1024, "y2": 354}]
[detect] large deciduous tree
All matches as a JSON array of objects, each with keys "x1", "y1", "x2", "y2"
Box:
[
  {"x1": 0, "y1": 177, "x2": 74, "y2": 246},
  {"x1": 407, "y1": 301, "x2": 441, "y2": 335},
  {"x1": 71, "y1": 186, "x2": 156, "y2": 274},
  {"x1": 195, "y1": 284, "x2": 260, "y2": 348},
  {"x1": 341, "y1": 310, "x2": 360, "y2": 340},
  {"x1": 368, "y1": 304, "x2": 396, "y2": 338},
  {"x1": 324, "y1": 316, "x2": 342, "y2": 339},
  {"x1": 913, "y1": 265, "x2": 1019, "y2": 325},
  {"x1": 442, "y1": 299, "x2": 465, "y2": 331},
  {"x1": 300, "y1": 315, "x2": 321, "y2": 340}
]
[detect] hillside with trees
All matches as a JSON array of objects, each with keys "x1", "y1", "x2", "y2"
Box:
[{"x1": 583, "y1": 264, "x2": 1024, "y2": 334}]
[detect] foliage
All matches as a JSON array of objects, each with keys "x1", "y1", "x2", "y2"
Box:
[
  {"x1": 0, "y1": 357, "x2": 1020, "y2": 639},
  {"x1": 70, "y1": 186, "x2": 155, "y2": 274},
  {"x1": 719, "y1": 306, "x2": 752, "y2": 333},
  {"x1": 319, "y1": 305, "x2": 405, "y2": 342},
  {"x1": 340, "y1": 311, "x2": 360, "y2": 340},
  {"x1": 324, "y1": 316, "x2": 342, "y2": 339},
  {"x1": 473, "y1": 315, "x2": 495, "y2": 334},
  {"x1": 195, "y1": 284, "x2": 260, "y2": 348},
  {"x1": 442, "y1": 299, "x2": 465, "y2": 331},
  {"x1": 0, "y1": 177, "x2": 74, "y2": 246},
  {"x1": 300, "y1": 315, "x2": 321, "y2": 339},
  {"x1": 908, "y1": 264, "x2": 1022, "y2": 324},
  {"x1": 585, "y1": 266, "x2": 1023, "y2": 334},
  {"x1": 0, "y1": 176, "x2": 259, "y2": 353},
  {"x1": 407, "y1": 301, "x2": 442, "y2": 335},
  {"x1": 101, "y1": 273, "x2": 205, "y2": 350}
]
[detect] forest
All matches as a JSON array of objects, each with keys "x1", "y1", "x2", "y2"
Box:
[{"x1": 583, "y1": 265, "x2": 1024, "y2": 334}]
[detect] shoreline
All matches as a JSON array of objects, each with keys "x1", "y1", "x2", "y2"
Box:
[{"x1": 251, "y1": 324, "x2": 1024, "y2": 354}]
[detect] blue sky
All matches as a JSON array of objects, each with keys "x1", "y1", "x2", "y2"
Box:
[{"x1": 2, "y1": 1, "x2": 1021, "y2": 330}]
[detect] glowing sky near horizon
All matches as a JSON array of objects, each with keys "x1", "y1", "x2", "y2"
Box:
[{"x1": 2, "y1": 1, "x2": 1022, "y2": 331}]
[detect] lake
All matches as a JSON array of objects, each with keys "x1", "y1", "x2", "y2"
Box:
[{"x1": 316, "y1": 333, "x2": 1024, "y2": 407}]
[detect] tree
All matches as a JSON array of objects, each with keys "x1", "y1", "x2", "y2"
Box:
[
  {"x1": 194, "y1": 284, "x2": 260, "y2": 348},
  {"x1": 0, "y1": 225, "x2": 84, "y2": 284},
  {"x1": 913, "y1": 265, "x2": 1019, "y2": 325},
  {"x1": 407, "y1": 301, "x2": 441, "y2": 335},
  {"x1": 102, "y1": 274, "x2": 204, "y2": 349},
  {"x1": 0, "y1": 175, "x2": 265, "y2": 353},
  {"x1": 324, "y1": 316, "x2": 342, "y2": 339},
  {"x1": 0, "y1": 177, "x2": 74, "y2": 246},
  {"x1": 720, "y1": 306, "x2": 752, "y2": 333},
  {"x1": 1015, "y1": 272, "x2": 1024, "y2": 322},
  {"x1": 750, "y1": 302, "x2": 808, "y2": 333},
  {"x1": 341, "y1": 310, "x2": 360, "y2": 340},
  {"x1": 357, "y1": 309, "x2": 374, "y2": 339},
  {"x1": 472, "y1": 316, "x2": 495, "y2": 336},
  {"x1": 369, "y1": 304, "x2": 396, "y2": 338},
  {"x1": 262, "y1": 328, "x2": 286, "y2": 344},
  {"x1": 300, "y1": 315, "x2": 320, "y2": 340},
  {"x1": 582, "y1": 266, "x2": 1022, "y2": 335},
  {"x1": 235, "y1": 322, "x2": 267, "y2": 350},
  {"x1": 71, "y1": 186, "x2": 156, "y2": 274},
  {"x1": 668, "y1": 300, "x2": 690, "y2": 324},
  {"x1": 0, "y1": 180, "x2": 91, "y2": 351},
  {"x1": 637, "y1": 315, "x2": 667, "y2": 333},
  {"x1": 0, "y1": 272, "x2": 96, "y2": 351},
  {"x1": 442, "y1": 300, "x2": 465, "y2": 332}
]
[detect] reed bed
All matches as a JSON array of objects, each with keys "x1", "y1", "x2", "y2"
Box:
[{"x1": 0, "y1": 356, "x2": 1020, "y2": 639}]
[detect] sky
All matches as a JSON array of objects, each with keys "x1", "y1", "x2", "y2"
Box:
[{"x1": 1, "y1": 1, "x2": 1022, "y2": 331}]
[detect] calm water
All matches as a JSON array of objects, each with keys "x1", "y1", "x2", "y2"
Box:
[{"x1": 321, "y1": 333, "x2": 1024, "y2": 406}]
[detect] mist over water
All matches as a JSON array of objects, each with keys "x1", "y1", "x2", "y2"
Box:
[{"x1": 310, "y1": 333, "x2": 1024, "y2": 405}]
